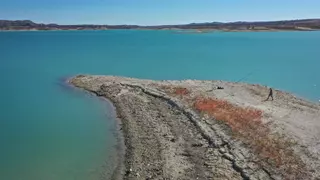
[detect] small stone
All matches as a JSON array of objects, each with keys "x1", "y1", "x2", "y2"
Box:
[
  {"x1": 222, "y1": 153, "x2": 234, "y2": 160},
  {"x1": 192, "y1": 143, "x2": 203, "y2": 147},
  {"x1": 204, "y1": 162, "x2": 211, "y2": 167},
  {"x1": 219, "y1": 148, "x2": 226, "y2": 153},
  {"x1": 181, "y1": 152, "x2": 192, "y2": 157}
]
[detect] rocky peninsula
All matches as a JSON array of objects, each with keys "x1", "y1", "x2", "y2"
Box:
[{"x1": 69, "y1": 75, "x2": 320, "y2": 180}]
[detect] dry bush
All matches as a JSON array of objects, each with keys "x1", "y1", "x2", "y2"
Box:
[
  {"x1": 194, "y1": 97, "x2": 308, "y2": 179},
  {"x1": 160, "y1": 85, "x2": 190, "y2": 96},
  {"x1": 173, "y1": 87, "x2": 190, "y2": 96}
]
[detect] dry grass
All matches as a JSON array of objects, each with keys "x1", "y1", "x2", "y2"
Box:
[{"x1": 194, "y1": 97, "x2": 308, "y2": 179}]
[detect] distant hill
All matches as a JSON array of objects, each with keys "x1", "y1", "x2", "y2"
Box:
[{"x1": 1, "y1": 19, "x2": 320, "y2": 31}]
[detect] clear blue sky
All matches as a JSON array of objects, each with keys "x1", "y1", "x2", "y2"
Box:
[{"x1": 1, "y1": 0, "x2": 320, "y2": 25}]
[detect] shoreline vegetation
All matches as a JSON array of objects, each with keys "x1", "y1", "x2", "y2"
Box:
[
  {"x1": 1, "y1": 19, "x2": 320, "y2": 32},
  {"x1": 69, "y1": 75, "x2": 320, "y2": 180}
]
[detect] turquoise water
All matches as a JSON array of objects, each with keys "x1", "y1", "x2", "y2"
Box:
[{"x1": 0, "y1": 30, "x2": 320, "y2": 180}]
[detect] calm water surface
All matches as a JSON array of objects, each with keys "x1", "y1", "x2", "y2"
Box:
[{"x1": 0, "y1": 30, "x2": 319, "y2": 180}]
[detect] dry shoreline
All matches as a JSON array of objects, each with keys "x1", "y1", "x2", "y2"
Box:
[{"x1": 69, "y1": 75, "x2": 320, "y2": 180}]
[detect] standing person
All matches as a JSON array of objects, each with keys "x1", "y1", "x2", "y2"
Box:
[{"x1": 266, "y1": 88, "x2": 274, "y2": 101}]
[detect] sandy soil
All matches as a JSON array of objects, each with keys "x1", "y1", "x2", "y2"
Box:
[{"x1": 69, "y1": 75, "x2": 320, "y2": 180}]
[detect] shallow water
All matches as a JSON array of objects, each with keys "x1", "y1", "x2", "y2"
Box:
[{"x1": 0, "y1": 30, "x2": 319, "y2": 180}]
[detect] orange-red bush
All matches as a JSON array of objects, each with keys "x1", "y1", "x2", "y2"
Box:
[
  {"x1": 194, "y1": 98, "x2": 306, "y2": 179},
  {"x1": 173, "y1": 87, "x2": 190, "y2": 96},
  {"x1": 194, "y1": 98, "x2": 263, "y2": 132}
]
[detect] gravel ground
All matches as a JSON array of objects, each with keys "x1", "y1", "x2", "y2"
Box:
[{"x1": 69, "y1": 75, "x2": 320, "y2": 180}]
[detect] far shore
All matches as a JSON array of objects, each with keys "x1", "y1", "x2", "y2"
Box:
[
  {"x1": 1, "y1": 27, "x2": 320, "y2": 33},
  {"x1": 2, "y1": 19, "x2": 320, "y2": 33}
]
